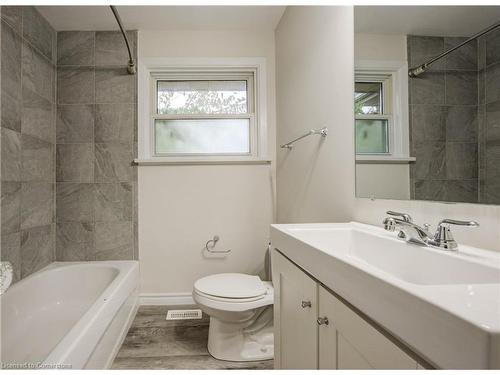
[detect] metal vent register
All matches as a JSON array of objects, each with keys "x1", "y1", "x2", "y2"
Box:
[{"x1": 166, "y1": 309, "x2": 203, "y2": 320}]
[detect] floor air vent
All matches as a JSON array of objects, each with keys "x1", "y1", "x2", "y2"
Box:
[{"x1": 166, "y1": 309, "x2": 203, "y2": 320}]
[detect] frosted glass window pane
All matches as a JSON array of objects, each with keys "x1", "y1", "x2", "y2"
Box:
[
  {"x1": 157, "y1": 80, "x2": 248, "y2": 115},
  {"x1": 355, "y1": 119, "x2": 389, "y2": 154},
  {"x1": 155, "y1": 119, "x2": 250, "y2": 154}
]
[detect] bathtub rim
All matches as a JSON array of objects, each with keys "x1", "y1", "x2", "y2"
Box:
[{"x1": 2, "y1": 260, "x2": 135, "y2": 295}]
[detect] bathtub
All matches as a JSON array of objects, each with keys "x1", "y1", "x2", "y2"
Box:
[{"x1": 0, "y1": 261, "x2": 139, "y2": 369}]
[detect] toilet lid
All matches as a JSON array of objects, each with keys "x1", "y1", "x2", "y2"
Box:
[{"x1": 194, "y1": 273, "x2": 267, "y2": 299}]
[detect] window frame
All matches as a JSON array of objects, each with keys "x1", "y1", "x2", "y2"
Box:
[
  {"x1": 354, "y1": 60, "x2": 412, "y2": 163},
  {"x1": 138, "y1": 58, "x2": 268, "y2": 164},
  {"x1": 355, "y1": 75, "x2": 393, "y2": 155}
]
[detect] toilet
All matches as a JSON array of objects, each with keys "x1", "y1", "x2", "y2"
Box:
[{"x1": 193, "y1": 273, "x2": 274, "y2": 362}]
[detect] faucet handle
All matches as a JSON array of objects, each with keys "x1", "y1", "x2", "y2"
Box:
[
  {"x1": 383, "y1": 217, "x2": 396, "y2": 231},
  {"x1": 437, "y1": 219, "x2": 479, "y2": 228},
  {"x1": 428, "y1": 219, "x2": 479, "y2": 251},
  {"x1": 384, "y1": 213, "x2": 410, "y2": 240},
  {"x1": 386, "y1": 211, "x2": 413, "y2": 223}
]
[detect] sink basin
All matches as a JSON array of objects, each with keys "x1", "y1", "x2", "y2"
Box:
[
  {"x1": 286, "y1": 227, "x2": 500, "y2": 285},
  {"x1": 271, "y1": 222, "x2": 500, "y2": 369}
]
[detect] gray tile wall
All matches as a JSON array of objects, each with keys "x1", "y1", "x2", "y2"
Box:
[
  {"x1": 478, "y1": 28, "x2": 500, "y2": 204},
  {"x1": 55, "y1": 30, "x2": 138, "y2": 261},
  {"x1": 408, "y1": 35, "x2": 479, "y2": 203},
  {"x1": 1, "y1": 6, "x2": 57, "y2": 282}
]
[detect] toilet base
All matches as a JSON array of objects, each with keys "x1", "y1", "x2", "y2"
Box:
[{"x1": 207, "y1": 315, "x2": 274, "y2": 362}]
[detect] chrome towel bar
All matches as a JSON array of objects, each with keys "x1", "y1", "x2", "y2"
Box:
[{"x1": 280, "y1": 127, "x2": 328, "y2": 149}]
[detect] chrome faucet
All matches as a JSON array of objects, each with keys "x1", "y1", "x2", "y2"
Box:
[
  {"x1": 383, "y1": 214, "x2": 429, "y2": 246},
  {"x1": 385, "y1": 210, "x2": 416, "y2": 240},
  {"x1": 427, "y1": 219, "x2": 479, "y2": 251},
  {"x1": 383, "y1": 211, "x2": 479, "y2": 251}
]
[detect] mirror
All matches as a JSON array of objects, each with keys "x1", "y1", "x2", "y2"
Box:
[{"x1": 354, "y1": 6, "x2": 500, "y2": 205}]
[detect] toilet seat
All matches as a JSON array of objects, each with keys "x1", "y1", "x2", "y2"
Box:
[
  {"x1": 194, "y1": 273, "x2": 267, "y2": 299},
  {"x1": 193, "y1": 273, "x2": 273, "y2": 312}
]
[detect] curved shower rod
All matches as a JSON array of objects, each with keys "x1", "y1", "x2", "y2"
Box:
[
  {"x1": 110, "y1": 6, "x2": 136, "y2": 75},
  {"x1": 408, "y1": 20, "x2": 500, "y2": 78}
]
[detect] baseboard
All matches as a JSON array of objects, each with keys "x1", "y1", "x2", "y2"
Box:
[{"x1": 139, "y1": 292, "x2": 195, "y2": 306}]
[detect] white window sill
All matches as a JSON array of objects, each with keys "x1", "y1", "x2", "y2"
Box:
[
  {"x1": 355, "y1": 155, "x2": 416, "y2": 164},
  {"x1": 133, "y1": 158, "x2": 272, "y2": 166}
]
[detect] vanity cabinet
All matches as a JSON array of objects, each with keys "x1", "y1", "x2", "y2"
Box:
[{"x1": 273, "y1": 249, "x2": 420, "y2": 370}]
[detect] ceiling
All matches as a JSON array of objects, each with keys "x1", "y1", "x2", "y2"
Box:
[
  {"x1": 355, "y1": 6, "x2": 500, "y2": 37},
  {"x1": 37, "y1": 6, "x2": 286, "y2": 31}
]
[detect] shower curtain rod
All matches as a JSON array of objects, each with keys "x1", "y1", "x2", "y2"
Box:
[
  {"x1": 110, "y1": 6, "x2": 136, "y2": 75},
  {"x1": 408, "y1": 20, "x2": 500, "y2": 78}
]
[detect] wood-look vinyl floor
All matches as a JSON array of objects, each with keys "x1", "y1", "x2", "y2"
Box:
[{"x1": 112, "y1": 305, "x2": 274, "y2": 370}]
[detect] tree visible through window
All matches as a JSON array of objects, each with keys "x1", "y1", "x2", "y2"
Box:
[{"x1": 157, "y1": 80, "x2": 248, "y2": 115}]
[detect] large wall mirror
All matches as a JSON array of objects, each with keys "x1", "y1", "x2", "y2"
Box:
[{"x1": 354, "y1": 6, "x2": 500, "y2": 204}]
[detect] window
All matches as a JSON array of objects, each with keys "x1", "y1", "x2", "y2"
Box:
[
  {"x1": 148, "y1": 69, "x2": 261, "y2": 159},
  {"x1": 138, "y1": 59, "x2": 267, "y2": 164},
  {"x1": 354, "y1": 75, "x2": 393, "y2": 155},
  {"x1": 354, "y1": 61, "x2": 411, "y2": 162}
]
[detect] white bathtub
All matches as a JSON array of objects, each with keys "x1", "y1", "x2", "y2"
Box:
[{"x1": 0, "y1": 261, "x2": 139, "y2": 369}]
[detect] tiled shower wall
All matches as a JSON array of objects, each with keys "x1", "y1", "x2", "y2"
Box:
[
  {"x1": 1, "y1": 6, "x2": 138, "y2": 283},
  {"x1": 408, "y1": 35, "x2": 479, "y2": 203},
  {"x1": 55, "y1": 30, "x2": 138, "y2": 261},
  {"x1": 478, "y1": 28, "x2": 500, "y2": 204},
  {"x1": 1, "y1": 6, "x2": 57, "y2": 282}
]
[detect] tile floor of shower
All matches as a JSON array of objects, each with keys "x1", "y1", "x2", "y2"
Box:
[{"x1": 112, "y1": 305, "x2": 273, "y2": 370}]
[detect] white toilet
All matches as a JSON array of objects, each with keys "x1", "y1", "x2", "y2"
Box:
[{"x1": 193, "y1": 273, "x2": 274, "y2": 362}]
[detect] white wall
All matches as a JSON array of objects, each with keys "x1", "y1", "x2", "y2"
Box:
[
  {"x1": 275, "y1": 6, "x2": 355, "y2": 223},
  {"x1": 138, "y1": 29, "x2": 276, "y2": 294},
  {"x1": 355, "y1": 164, "x2": 410, "y2": 200},
  {"x1": 354, "y1": 33, "x2": 407, "y2": 61},
  {"x1": 137, "y1": 11, "x2": 500, "y2": 298}
]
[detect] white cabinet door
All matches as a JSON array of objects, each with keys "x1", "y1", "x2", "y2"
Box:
[
  {"x1": 272, "y1": 250, "x2": 318, "y2": 369},
  {"x1": 318, "y1": 285, "x2": 337, "y2": 369},
  {"x1": 318, "y1": 285, "x2": 417, "y2": 370},
  {"x1": 337, "y1": 335, "x2": 373, "y2": 369}
]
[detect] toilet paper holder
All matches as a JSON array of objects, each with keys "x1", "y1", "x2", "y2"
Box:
[{"x1": 205, "y1": 235, "x2": 231, "y2": 254}]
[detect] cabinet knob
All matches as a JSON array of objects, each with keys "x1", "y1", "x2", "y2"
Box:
[
  {"x1": 301, "y1": 300, "x2": 312, "y2": 308},
  {"x1": 317, "y1": 316, "x2": 329, "y2": 325}
]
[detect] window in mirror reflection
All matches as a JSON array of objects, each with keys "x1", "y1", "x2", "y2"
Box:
[
  {"x1": 354, "y1": 74, "x2": 392, "y2": 154},
  {"x1": 354, "y1": 82, "x2": 382, "y2": 114},
  {"x1": 355, "y1": 119, "x2": 389, "y2": 154}
]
